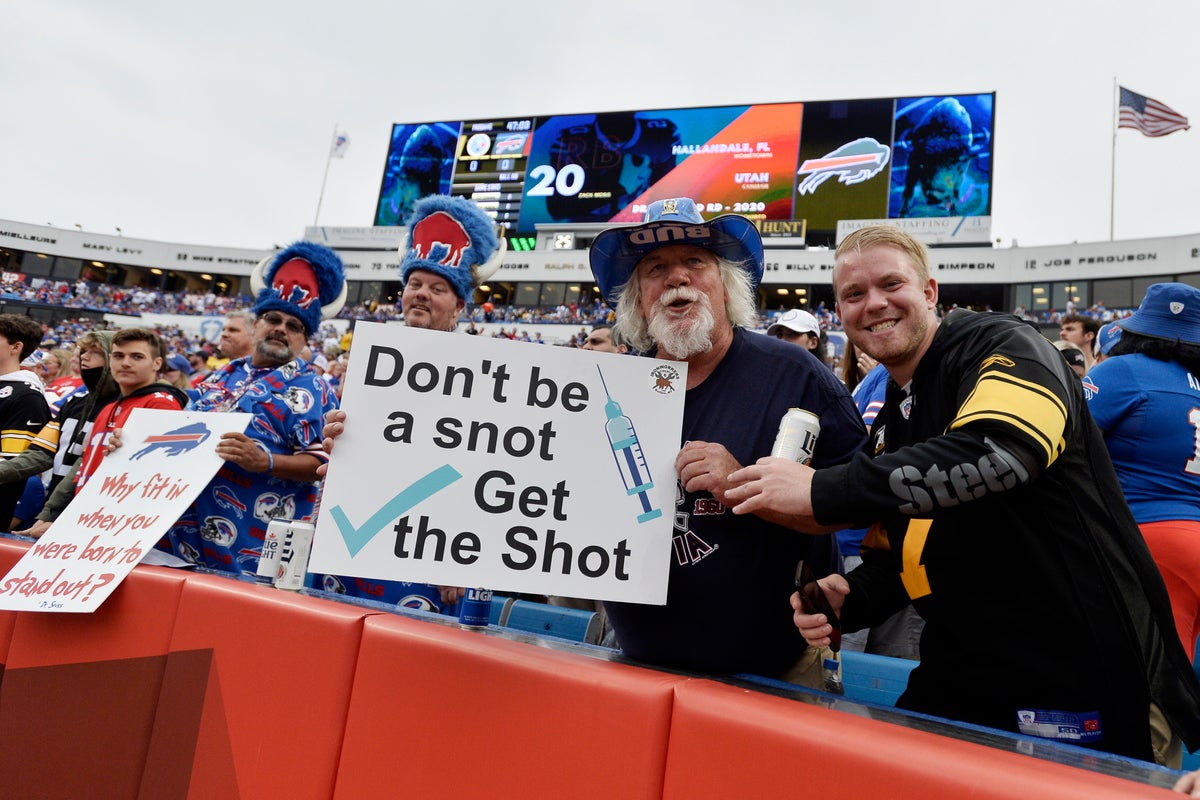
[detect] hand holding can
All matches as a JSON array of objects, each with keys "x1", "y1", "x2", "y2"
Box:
[{"x1": 771, "y1": 408, "x2": 821, "y2": 465}]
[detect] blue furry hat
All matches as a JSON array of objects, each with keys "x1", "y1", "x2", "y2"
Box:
[
  {"x1": 250, "y1": 241, "x2": 348, "y2": 335},
  {"x1": 400, "y1": 195, "x2": 505, "y2": 302}
]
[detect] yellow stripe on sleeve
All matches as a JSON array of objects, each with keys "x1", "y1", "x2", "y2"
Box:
[
  {"x1": 951, "y1": 370, "x2": 1067, "y2": 465},
  {"x1": 30, "y1": 421, "x2": 61, "y2": 453},
  {"x1": 0, "y1": 430, "x2": 39, "y2": 456}
]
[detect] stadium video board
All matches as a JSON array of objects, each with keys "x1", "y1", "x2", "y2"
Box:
[{"x1": 374, "y1": 93, "x2": 994, "y2": 236}]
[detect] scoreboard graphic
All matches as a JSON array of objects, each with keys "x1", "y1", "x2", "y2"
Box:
[{"x1": 374, "y1": 93, "x2": 994, "y2": 237}]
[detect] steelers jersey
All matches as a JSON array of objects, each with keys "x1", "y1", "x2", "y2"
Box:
[{"x1": 811, "y1": 309, "x2": 1200, "y2": 759}]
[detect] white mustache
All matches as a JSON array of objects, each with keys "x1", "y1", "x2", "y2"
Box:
[{"x1": 658, "y1": 287, "x2": 702, "y2": 307}]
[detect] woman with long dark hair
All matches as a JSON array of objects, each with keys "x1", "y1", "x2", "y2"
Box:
[{"x1": 1084, "y1": 283, "x2": 1200, "y2": 663}]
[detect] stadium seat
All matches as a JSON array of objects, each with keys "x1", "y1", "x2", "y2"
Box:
[
  {"x1": 489, "y1": 593, "x2": 514, "y2": 626},
  {"x1": 498, "y1": 599, "x2": 601, "y2": 644},
  {"x1": 840, "y1": 650, "x2": 918, "y2": 707}
]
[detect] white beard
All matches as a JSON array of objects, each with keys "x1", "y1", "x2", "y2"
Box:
[{"x1": 648, "y1": 287, "x2": 716, "y2": 359}]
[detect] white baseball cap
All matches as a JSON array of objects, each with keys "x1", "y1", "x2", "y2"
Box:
[{"x1": 767, "y1": 309, "x2": 821, "y2": 337}]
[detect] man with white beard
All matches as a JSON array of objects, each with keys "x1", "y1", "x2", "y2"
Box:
[{"x1": 587, "y1": 198, "x2": 867, "y2": 684}]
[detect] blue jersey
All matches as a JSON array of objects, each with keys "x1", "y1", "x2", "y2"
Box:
[
  {"x1": 852, "y1": 363, "x2": 889, "y2": 428},
  {"x1": 837, "y1": 363, "x2": 890, "y2": 557},
  {"x1": 1083, "y1": 353, "x2": 1200, "y2": 523},
  {"x1": 167, "y1": 358, "x2": 338, "y2": 574}
]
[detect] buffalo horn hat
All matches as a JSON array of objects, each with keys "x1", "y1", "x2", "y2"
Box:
[{"x1": 400, "y1": 195, "x2": 505, "y2": 303}]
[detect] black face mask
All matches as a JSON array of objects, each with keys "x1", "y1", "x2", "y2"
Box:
[{"x1": 81, "y1": 365, "x2": 105, "y2": 390}]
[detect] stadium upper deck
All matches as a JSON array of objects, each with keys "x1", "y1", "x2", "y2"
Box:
[{"x1": 0, "y1": 217, "x2": 1197, "y2": 320}]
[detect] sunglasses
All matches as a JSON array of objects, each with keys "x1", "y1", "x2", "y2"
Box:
[{"x1": 259, "y1": 313, "x2": 306, "y2": 336}]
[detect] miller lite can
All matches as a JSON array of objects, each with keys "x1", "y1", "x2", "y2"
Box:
[
  {"x1": 458, "y1": 587, "x2": 493, "y2": 630},
  {"x1": 256, "y1": 520, "x2": 286, "y2": 585},
  {"x1": 770, "y1": 408, "x2": 821, "y2": 465},
  {"x1": 273, "y1": 520, "x2": 316, "y2": 592}
]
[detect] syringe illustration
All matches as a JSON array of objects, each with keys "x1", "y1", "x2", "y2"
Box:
[{"x1": 597, "y1": 366, "x2": 662, "y2": 524}]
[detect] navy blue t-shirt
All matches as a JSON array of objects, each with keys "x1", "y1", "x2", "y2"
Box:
[{"x1": 604, "y1": 328, "x2": 867, "y2": 676}]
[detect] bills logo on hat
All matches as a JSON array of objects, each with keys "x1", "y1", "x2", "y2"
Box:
[
  {"x1": 272, "y1": 258, "x2": 320, "y2": 309},
  {"x1": 411, "y1": 211, "x2": 472, "y2": 268},
  {"x1": 250, "y1": 241, "x2": 348, "y2": 336},
  {"x1": 400, "y1": 195, "x2": 505, "y2": 303}
]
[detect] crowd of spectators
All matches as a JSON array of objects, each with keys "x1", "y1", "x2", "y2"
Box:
[{"x1": 4, "y1": 274, "x2": 1149, "y2": 345}]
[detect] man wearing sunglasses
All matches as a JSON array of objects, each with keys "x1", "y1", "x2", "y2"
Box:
[{"x1": 163, "y1": 242, "x2": 346, "y2": 574}]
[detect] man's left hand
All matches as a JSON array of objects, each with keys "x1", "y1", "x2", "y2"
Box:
[
  {"x1": 675, "y1": 441, "x2": 743, "y2": 505},
  {"x1": 215, "y1": 432, "x2": 271, "y2": 473}
]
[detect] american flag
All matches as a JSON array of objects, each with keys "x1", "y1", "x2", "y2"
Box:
[
  {"x1": 1118, "y1": 87, "x2": 1190, "y2": 137},
  {"x1": 330, "y1": 131, "x2": 350, "y2": 158}
]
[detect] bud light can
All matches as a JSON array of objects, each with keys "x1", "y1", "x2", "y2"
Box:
[
  {"x1": 770, "y1": 408, "x2": 821, "y2": 465},
  {"x1": 256, "y1": 520, "x2": 286, "y2": 585},
  {"x1": 458, "y1": 587, "x2": 493, "y2": 629},
  {"x1": 273, "y1": 520, "x2": 316, "y2": 592}
]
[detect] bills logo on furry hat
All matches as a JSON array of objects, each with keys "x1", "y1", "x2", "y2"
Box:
[
  {"x1": 250, "y1": 241, "x2": 348, "y2": 335},
  {"x1": 401, "y1": 195, "x2": 505, "y2": 302}
]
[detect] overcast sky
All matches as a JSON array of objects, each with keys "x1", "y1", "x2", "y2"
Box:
[{"x1": 4, "y1": 1, "x2": 1197, "y2": 251}]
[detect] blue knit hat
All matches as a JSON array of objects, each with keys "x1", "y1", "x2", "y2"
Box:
[
  {"x1": 400, "y1": 195, "x2": 505, "y2": 302},
  {"x1": 588, "y1": 197, "x2": 763, "y2": 308},
  {"x1": 250, "y1": 241, "x2": 347, "y2": 335}
]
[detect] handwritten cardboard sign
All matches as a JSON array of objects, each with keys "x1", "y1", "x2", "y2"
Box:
[
  {"x1": 0, "y1": 409, "x2": 249, "y2": 612},
  {"x1": 311, "y1": 322, "x2": 686, "y2": 603}
]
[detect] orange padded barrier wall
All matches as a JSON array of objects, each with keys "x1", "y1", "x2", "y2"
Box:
[
  {"x1": 661, "y1": 679, "x2": 1170, "y2": 800},
  {"x1": 0, "y1": 563, "x2": 187, "y2": 798},
  {"x1": 0, "y1": 549, "x2": 1180, "y2": 799},
  {"x1": 0, "y1": 538, "x2": 25, "y2": 670},
  {"x1": 333, "y1": 614, "x2": 682, "y2": 800},
  {"x1": 152, "y1": 577, "x2": 370, "y2": 800}
]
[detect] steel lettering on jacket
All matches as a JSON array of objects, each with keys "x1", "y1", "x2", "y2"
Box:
[{"x1": 887, "y1": 437, "x2": 1029, "y2": 514}]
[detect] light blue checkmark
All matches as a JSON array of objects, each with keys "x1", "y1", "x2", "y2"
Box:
[{"x1": 329, "y1": 464, "x2": 462, "y2": 557}]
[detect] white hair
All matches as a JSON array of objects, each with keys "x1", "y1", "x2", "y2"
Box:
[{"x1": 613, "y1": 256, "x2": 759, "y2": 353}]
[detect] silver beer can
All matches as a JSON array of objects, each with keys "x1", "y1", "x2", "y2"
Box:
[
  {"x1": 770, "y1": 408, "x2": 821, "y2": 465},
  {"x1": 273, "y1": 520, "x2": 316, "y2": 591},
  {"x1": 256, "y1": 519, "x2": 286, "y2": 585}
]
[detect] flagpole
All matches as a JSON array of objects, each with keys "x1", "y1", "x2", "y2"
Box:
[
  {"x1": 1110, "y1": 79, "x2": 1118, "y2": 241},
  {"x1": 314, "y1": 122, "x2": 338, "y2": 226}
]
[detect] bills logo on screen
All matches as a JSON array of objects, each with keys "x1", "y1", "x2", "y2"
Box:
[
  {"x1": 493, "y1": 133, "x2": 527, "y2": 155},
  {"x1": 797, "y1": 137, "x2": 891, "y2": 195}
]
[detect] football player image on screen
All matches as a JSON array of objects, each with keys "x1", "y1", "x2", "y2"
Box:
[
  {"x1": 376, "y1": 123, "x2": 458, "y2": 226},
  {"x1": 890, "y1": 95, "x2": 992, "y2": 218},
  {"x1": 545, "y1": 112, "x2": 680, "y2": 223}
]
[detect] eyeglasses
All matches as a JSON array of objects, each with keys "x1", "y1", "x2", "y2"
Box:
[{"x1": 259, "y1": 313, "x2": 306, "y2": 335}]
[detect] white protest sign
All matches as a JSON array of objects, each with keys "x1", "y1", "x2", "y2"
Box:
[
  {"x1": 0, "y1": 409, "x2": 249, "y2": 612},
  {"x1": 311, "y1": 322, "x2": 686, "y2": 604}
]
